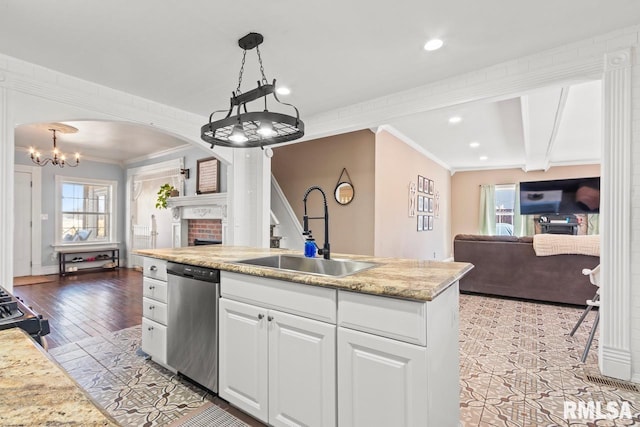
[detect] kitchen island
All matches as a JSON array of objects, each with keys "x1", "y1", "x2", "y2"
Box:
[
  {"x1": 135, "y1": 245, "x2": 472, "y2": 301},
  {"x1": 136, "y1": 245, "x2": 473, "y2": 427},
  {"x1": 0, "y1": 328, "x2": 117, "y2": 426}
]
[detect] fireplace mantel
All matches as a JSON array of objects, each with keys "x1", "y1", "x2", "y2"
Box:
[
  {"x1": 166, "y1": 193, "x2": 227, "y2": 209},
  {"x1": 166, "y1": 193, "x2": 228, "y2": 247}
]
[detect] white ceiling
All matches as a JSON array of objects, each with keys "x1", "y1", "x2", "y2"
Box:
[
  {"x1": 3, "y1": 1, "x2": 630, "y2": 168},
  {"x1": 14, "y1": 121, "x2": 193, "y2": 164}
]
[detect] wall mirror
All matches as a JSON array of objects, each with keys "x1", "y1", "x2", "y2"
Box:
[
  {"x1": 334, "y1": 168, "x2": 354, "y2": 205},
  {"x1": 335, "y1": 182, "x2": 354, "y2": 205}
]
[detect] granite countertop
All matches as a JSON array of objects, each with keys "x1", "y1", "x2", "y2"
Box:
[
  {"x1": 135, "y1": 246, "x2": 473, "y2": 301},
  {"x1": 0, "y1": 328, "x2": 118, "y2": 426}
]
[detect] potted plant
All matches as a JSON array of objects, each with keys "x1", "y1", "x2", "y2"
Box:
[{"x1": 156, "y1": 183, "x2": 179, "y2": 209}]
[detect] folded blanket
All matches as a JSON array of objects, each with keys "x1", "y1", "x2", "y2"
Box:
[{"x1": 533, "y1": 234, "x2": 600, "y2": 257}]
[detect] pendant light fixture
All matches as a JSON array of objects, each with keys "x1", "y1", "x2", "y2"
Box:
[
  {"x1": 29, "y1": 124, "x2": 80, "y2": 168},
  {"x1": 201, "y1": 32, "x2": 304, "y2": 149}
]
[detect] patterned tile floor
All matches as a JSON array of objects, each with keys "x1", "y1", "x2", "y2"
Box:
[
  {"x1": 49, "y1": 326, "x2": 253, "y2": 427},
  {"x1": 460, "y1": 294, "x2": 640, "y2": 426},
  {"x1": 49, "y1": 294, "x2": 640, "y2": 426}
]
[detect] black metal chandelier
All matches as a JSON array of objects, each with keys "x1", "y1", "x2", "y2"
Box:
[
  {"x1": 201, "y1": 33, "x2": 304, "y2": 149},
  {"x1": 29, "y1": 125, "x2": 80, "y2": 168}
]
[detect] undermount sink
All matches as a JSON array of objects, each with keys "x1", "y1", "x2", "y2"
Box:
[{"x1": 234, "y1": 254, "x2": 378, "y2": 278}]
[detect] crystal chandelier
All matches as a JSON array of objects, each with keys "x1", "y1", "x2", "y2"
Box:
[
  {"x1": 29, "y1": 125, "x2": 80, "y2": 168},
  {"x1": 201, "y1": 32, "x2": 304, "y2": 149}
]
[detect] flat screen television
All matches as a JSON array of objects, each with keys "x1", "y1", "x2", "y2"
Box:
[{"x1": 519, "y1": 177, "x2": 600, "y2": 215}]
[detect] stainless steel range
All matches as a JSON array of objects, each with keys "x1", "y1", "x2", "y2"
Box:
[{"x1": 0, "y1": 286, "x2": 50, "y2": 346}]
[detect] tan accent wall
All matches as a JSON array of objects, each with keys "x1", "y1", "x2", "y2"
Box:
[
  {"x1": 451, "y1": 164, "x2": 601, "y2": 237},
  {"x1": 374, "y1": 130, "x2": 452, "y2": 260},
  {"x1": 272, "y1": 130, "x2": 375, "y2": 255}
]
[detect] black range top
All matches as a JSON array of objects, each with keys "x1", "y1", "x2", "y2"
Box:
[{"x1": 0, "y1": 286, "x2": 49, "y2": 345}]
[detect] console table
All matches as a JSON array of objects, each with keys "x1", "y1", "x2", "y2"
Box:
[
  {"x1": 540, "y1": 222, "x2": 579, "y2": 235},
  {"x1": 58, "y1": 247, "x2": 120, "y2": 276}
]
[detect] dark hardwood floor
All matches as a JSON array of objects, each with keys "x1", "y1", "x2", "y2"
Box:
[{"x1": 14, "y1": 269, "x2": 143, "y2": 349}]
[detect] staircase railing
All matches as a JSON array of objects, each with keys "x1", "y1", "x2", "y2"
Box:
[{"x1": 270, "y1": 174, "x2": 304, "y2": 250}]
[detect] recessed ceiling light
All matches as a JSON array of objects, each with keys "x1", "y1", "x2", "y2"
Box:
[
  {"x1": 276, "y1": 86, "x2": 291, "y2": 96},
  {"x1": 479, "y1": 156, "x2": 488, "y2": 161},
  {"x1": 448, "y1": 116, "x2": 462, "y2": 124},
  {"x1": 424, "y1": 39, "x2": 444, "y2": 52},
  {"x1": 469, "y1": 141, "x2": 480, "y2": 148}
]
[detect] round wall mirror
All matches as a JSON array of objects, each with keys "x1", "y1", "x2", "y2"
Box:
[{"x1": 335, "y1": 182, "x2": 354, "y2": 205}]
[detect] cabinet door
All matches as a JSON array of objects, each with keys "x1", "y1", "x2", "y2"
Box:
[
  {"x1": 268, "y1": 310, "x2": 336, "y2": 427},
  {"x1": 219, "y1": 298, "x2": 269, "y2": 423},
  {"x1": 141, "y1": 317, "x2": 167, "y2": 365},
  {"x1": 338, "y1": 327, "x2": 428, "y2": 427}
]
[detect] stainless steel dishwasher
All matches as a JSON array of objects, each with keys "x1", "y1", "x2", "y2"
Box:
[{"x1": 167, "y1": 262, "x2": 220, "y2": 393}]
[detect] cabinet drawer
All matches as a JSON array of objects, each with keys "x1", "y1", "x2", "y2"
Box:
[
  {"x1": 142, "y1": 317, "x2": 167, "y2": 365},
  {"x1": 221, "y1": 272, "x2": 337, "y2": 324},
  {"x1": 338, "y1": 290, "x2": 427, "y2": 346},
  {"x1": 143, "y1": 297, "x2": 168, "y2": 325},
  {"x1": 143, "y1": 277, "x2": 168, "y2": 303},
  {"x1": 143, "y1": 257, "x2": 167, "y2": 281}
]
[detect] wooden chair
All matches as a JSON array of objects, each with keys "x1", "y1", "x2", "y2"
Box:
[{"x1": 569, "y1": 264, "x2": 600, "y2": 362}]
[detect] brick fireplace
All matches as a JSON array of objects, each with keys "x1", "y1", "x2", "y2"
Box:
[
  {"x1": 187, "y1": 219, "x2": 222, "y2": 246},
  {"x1": 166, "y1": 194, "x2": 228, "y2": 248}
]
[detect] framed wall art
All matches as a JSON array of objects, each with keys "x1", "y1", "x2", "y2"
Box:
[
  {"x1": 417, "y1": 215, "x2": 424, "y2": 231},
  {"x1": 196, "y1": 157, "x2": 220, "y2": 194},
  {"x1": 408, "y1": 181, "x2": 416, "y2": 217},
  {"x1": 418, "y1": 175, "x2": 424, "y2": 193}
]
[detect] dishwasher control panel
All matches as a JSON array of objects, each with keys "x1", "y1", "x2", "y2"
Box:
[{"x1": 167, "y1": 262, "x2": 220, "y2": 283}]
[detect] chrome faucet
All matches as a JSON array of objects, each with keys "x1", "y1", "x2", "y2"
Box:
[{"x1": 302, "y1": 186, "x2": 330, "y2": 260}]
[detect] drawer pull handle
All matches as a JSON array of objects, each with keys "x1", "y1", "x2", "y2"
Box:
[
  {"x1": 268, "y1": 316, "x2": 274, "y2": 322},
  {"x1": 149, "y1": 285, "x2": 155, "y2": 290},
  {"x1": 149, "y1": 305, "x2": 155, "y2": 310},
  {"x1": 258, "y1": 314, "x2": 264, "y2": 320},
  {"x1": 148, "y1": 326, "x2": 154, "y2": 331},
  {"x1": 149, "y1": 265, "x2": 158, "y2": 271}
]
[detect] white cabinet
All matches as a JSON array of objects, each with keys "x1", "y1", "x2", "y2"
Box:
[
  {"x1": 337, "y1": 327, "x2": 428, "y2": 427},
  {"x1": 219, "y1": 298, "x2": 269, "y2": 421},
  {"x1": 219, "y1": 296, "x2": 336, "y2": 427},
  {"x1": 337, "y1": 283, "x2": 460, "y2": 427},
  {"x1": 269, "y1": 309, "x2": 336, "y2": 427},
  {"x1": 219, "y1": 271, "x2": 460, "y2": 427},
  {"x1": 141, "y1": 257, "x2": 170, "y2": 367}
]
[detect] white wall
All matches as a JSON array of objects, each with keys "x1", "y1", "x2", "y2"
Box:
[{"x1": 630, "y1": 47, "x2": 640, "y2": 383}]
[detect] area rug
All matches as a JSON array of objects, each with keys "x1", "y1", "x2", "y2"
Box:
[
  {"x1": 13, "y1": 275, "x2": 57, "y2": 286},
  {"x1": 168, "y1": 401, "x2": 249, "y2": 427}
]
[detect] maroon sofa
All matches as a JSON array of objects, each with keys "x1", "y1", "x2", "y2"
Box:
[{"x1": 453, "y1": 234, "x2": 599, "y2": 306}]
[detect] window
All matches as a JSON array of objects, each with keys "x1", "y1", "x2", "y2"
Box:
[
  {"x1": 56, "y1": 176, "x2": 117, "y2": 244},
  {"x1": 495, "y1": 184, "x2": 516, "y2": 235}
]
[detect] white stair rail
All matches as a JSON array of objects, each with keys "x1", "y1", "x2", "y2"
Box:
[{"x1": 270, "y1": 174, "x2": 305, "y2": 250}]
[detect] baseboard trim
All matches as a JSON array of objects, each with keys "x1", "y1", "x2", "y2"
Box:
[{"x1": 600, "y1": 345, "x2": 632, "y2": 381}]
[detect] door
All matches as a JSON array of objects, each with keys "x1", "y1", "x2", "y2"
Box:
[
  {"x1": 268, "y1": 309, "x2": 336, "y2": 427},
  {"x1": 219, "y1": 298, "x2": 269, "y2": 422},
  {"x1": 13, "y1": 170, "x2": 32, "y2": 277},
  {"x1": 338, "y1": 327, "x2": 428, "y2": 427}
]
